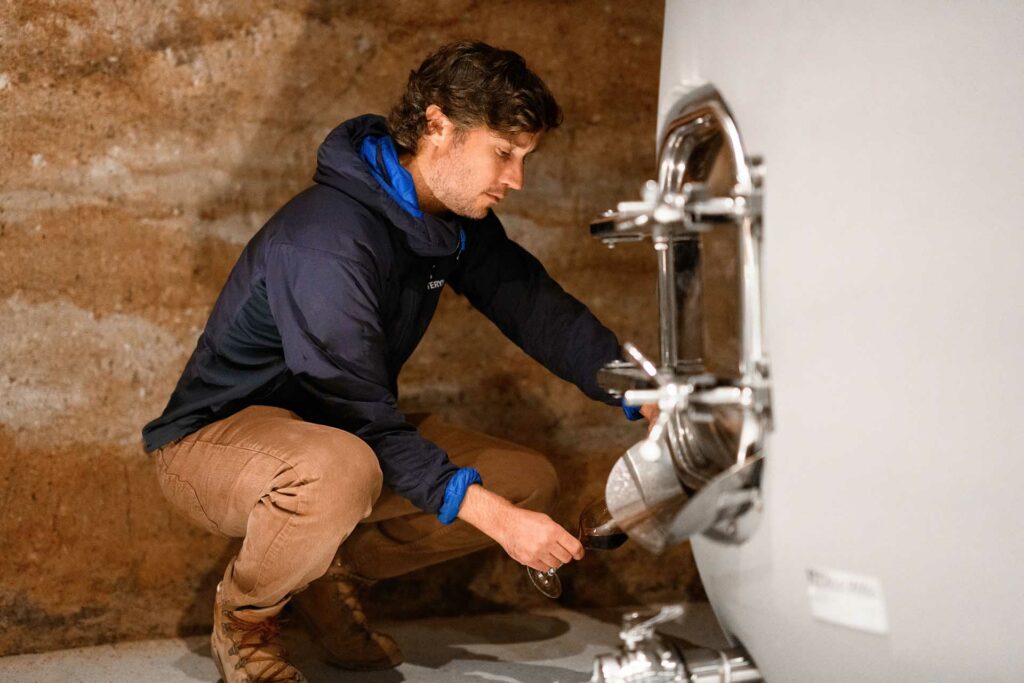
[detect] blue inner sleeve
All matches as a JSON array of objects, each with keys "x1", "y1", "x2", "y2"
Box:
[
  {"x1": 437, "y1": 467, "x2": 484, "y2": 524},
  {"x1": 622, "y1": 401, "x2": 644, "y2": 421}
]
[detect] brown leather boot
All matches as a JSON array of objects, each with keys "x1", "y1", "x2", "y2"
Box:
[
  {"x1": 211, "y1": 583, "x2": 306, "y2": 683},
  {"x1": 291, "y1": 558, "x2": 402, "y2": 670}
]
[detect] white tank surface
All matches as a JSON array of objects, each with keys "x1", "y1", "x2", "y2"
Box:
[{"x1": 656, "y1": 1, "x2": 1024, "y2": 680}]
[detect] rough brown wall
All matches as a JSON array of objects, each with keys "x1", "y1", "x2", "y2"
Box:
[{"x1": 0, "y1": 0, "x2": 703, "y2": 655}]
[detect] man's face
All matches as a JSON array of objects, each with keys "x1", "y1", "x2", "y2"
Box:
[{"x1": 423, "y1": 125, "x2": 541, "y2": 219}]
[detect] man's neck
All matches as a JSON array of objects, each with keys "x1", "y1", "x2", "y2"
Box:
[{"x1": 399, "y1": 152, "x2": 449, "y2": 217}]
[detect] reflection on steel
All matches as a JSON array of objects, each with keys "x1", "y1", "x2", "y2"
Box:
[
  {"x1": 605, "y1": 440, "x2": 687, "y2": 554},
  {"x1": 590, "y1": 604, "x2": 763, "y2": 683},
  {"x1": 668, "y1": 455, "x2": 763, "y2": 545},
  {"x1": 595, "y1": 84, "x2": 771, "y2": 548},
  {"x1": 605, "y1": 442, "x2": 764, "y2": 553}
]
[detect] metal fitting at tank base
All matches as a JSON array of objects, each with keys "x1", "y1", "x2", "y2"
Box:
[
  {"x1": 592, "y1": 608, "x2": 762, "y2": 683},
  {"x1": 591, "y1": 640, "x2": 682, "y2": 683},
  {"x1": 592, "y1": 645, "x2": 762, "y2": 683},
  {"x1": 679, "y1": 647, "x2": 763, "y2": 683}
]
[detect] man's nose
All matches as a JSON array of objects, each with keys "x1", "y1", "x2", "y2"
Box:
[{"x1": 501, "y1": 160, "x2": 524, "y2": 191}]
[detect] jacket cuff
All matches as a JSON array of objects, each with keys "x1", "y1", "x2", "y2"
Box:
[
  {"x1": 622, "y1": 401, "x2": 644, "y2": 421},
  {"x1": 437, "y1": 467, "x2": 484, "y2": 524}
]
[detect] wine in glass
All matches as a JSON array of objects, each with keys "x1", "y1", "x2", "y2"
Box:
[{"x1": 527, "y1": 497, "x2": 628, "y2": 598}]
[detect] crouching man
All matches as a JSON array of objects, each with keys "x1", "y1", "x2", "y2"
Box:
[{"x1": 142, "y1": 40, "x2": 652, "y2": 683}]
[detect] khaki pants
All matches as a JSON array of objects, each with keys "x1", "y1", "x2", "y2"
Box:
[{"x1": 154, "y1": 405, "x2": 558, "y2": 610}]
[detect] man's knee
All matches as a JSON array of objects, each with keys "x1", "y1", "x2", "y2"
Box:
[
  {"x1": 485, "y1": 449, "x2": 559, "y2": 514},
  {"x1": 290, "y1": 427, "x2": 383, "y2": 522}
]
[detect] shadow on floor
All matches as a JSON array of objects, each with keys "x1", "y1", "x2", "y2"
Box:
[
  {"x1": 2, "y1": 606, "x2": 737, "y2": 683},
  {"x1": 169, "y1": 610, "x2": 596, "y2": 683},
  {"x1": 288, "y1": 611, "x2": 588, "y2": 683}
]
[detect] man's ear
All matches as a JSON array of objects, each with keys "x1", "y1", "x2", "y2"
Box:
[{"x1": 422, "y1": 104, "x2": 452, "y2": 147}]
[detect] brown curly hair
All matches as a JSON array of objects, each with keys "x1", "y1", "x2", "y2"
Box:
[{"x1": 387, "y1": 41, "x2": 563, "y2": 154}]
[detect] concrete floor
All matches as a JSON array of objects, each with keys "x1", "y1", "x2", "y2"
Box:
[{"x1": 0, "y1": 604, "x2": 727, "y2": 683}]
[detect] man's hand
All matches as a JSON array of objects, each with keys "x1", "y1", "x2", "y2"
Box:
[
  {"x1": 640, "y1": 403, "x2": 660, "y2": 433},
  {"x1": 457, "y1": 484, "x2": 584, "y2": 573},
  {"x1": 497, "y1": 506, "x2": 584, "y2": 572}
]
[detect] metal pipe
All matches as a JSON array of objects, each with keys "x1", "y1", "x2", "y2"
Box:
[
  {"x1": 739, "y1": 207, "x2": 767, "y2": 386},
  {"x1": 680, "y1": 646, "x2": 763, "y2": 683},
  {"x1": 656, "y1": 233, "x2": 678, "y2": 369}
]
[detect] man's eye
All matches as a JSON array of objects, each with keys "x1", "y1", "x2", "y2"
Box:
[{"x1": 497, "y1": 149, "x2": 511, "y2": 159}]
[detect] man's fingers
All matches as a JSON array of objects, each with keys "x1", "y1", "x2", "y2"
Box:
[
  {"x1": 542, "y1": 552, "x2": 567, "y2": 571},
  {"x1": 558, "y1": 535, "x2": 584, "y2": 561},
  {"x1": 528, "y1": 554, "x2": 563, "y2": 573},
  {"x1": 549, "y1": 544, "x2": 574, "y2": 566},
  {"x1": 641, "y1": 403, "x2": 661, "y2": 434},
  {"x1": 528, "y1": 559, "x2": 552, "y2": 573}
]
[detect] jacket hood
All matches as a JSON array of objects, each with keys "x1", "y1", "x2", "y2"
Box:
[{"x1": 314, "y1": 114, "x2": 464, "y2": 257}]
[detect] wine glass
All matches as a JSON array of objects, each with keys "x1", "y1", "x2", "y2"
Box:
[{"x1": 527, "y1": 497, "x2": 628, "y2": 598}]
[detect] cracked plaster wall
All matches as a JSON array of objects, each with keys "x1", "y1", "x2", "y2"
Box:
[{"x1": 0, "y1": 0, "x2": 704, "y2": 655}]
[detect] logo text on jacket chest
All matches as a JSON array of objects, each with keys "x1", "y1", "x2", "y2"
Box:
[{"x1": 427, "y1": 278, "x2": 445, "y2": 290}]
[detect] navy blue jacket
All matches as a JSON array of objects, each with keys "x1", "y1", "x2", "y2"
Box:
[{"x1": 142, "y1": 114, "x2": 621, "y2": 513}]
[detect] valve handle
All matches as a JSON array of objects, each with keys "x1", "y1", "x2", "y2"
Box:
[
  {"x1": 621, "y1": 341, "x2": 695, "y2": 462},
  {"x1": 622, "y1": 342, "x2": 661, "y2": 384},
  {"x1": 619, "y1": 604, "x2": 685, "y2": 650}
]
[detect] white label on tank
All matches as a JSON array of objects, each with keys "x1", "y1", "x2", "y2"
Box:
[{"x1": 806, "y1": 567, "x2": 889, "y2": 634}]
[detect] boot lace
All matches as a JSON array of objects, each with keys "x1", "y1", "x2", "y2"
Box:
[
  {"x1": 222, "y1": 611, "x2": 303, "y2": 682},
  {"x1": 326, "y1": 559, "x2": 375, "y2": 627}
]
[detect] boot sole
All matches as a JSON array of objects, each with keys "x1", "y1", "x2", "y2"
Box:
[{"x1": 212, "y1": 633, "x2": 227, "y2": 683}]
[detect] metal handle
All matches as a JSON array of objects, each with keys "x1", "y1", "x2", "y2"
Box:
[
  {"x1": 619, "y1": 604, "x2": 685, "y2": 651},
  {"x1": 621, "y1": 343, "x2": 691, "y2": 462}
]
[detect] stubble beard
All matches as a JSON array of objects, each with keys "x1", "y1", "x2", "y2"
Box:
[{"x1": 424, "y1": 145, "x2": 488, "y2": 220}]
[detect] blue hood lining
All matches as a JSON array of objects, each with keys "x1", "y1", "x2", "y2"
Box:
[
  {"x1": 315, "y1": 115, "x2": 464, "y2": 258},
  {"x1": 360, "y1": 133, "x2": 466, "y2": 260},
  {"x1": 360, "y1": 135, "x2": 424, "y2": 219}
]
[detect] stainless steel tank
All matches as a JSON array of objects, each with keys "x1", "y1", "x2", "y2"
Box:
[{"x1": 591, "y1": 2, "x2": 1024, "y2": 680}]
